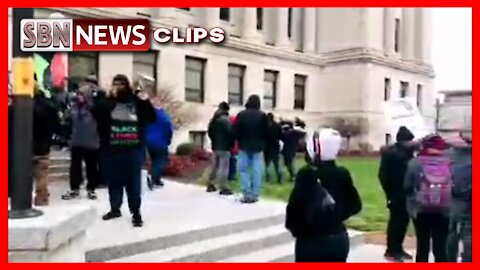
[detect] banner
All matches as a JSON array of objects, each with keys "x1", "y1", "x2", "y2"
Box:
[{"x1": 383, "y1": 98, "x2": 431, "y2": 141}]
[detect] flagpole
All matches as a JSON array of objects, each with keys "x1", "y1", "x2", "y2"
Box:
[{"x1": 9, "y1": 8, "x2": 43, "y2": 219}]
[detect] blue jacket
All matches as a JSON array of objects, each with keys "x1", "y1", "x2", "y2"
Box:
[{"x1": 145, "y1": 108, "x2": 173, "y2": 150}]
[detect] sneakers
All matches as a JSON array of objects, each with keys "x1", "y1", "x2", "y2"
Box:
[
  {"x1": 34, "y1": 196, "x2": 49, "y2": 206},
  {"x1": 206, "y1": 184, "x2": 217, "y2": 193},
  {"x1": 102, "y1": 210, "x2": 122, "y2": 221},
  {"x1": 240, "y1": 197, "x2": 258, "y2": 204},
  {"x1": 400, "y1": 250, "x2": 413, "y2": 261},
  {"x1": 384, "y1": 252, "x2": 404, "y2": 262},
  {"x1": 61, "y1": 190, "x2": 80, "y2": 200},
  {"x1": 219, "y1": 188, "x2": 233, "y2": 196},
  {"x1": 132, "y1": 213, "x2": 143, "y2": 227},
  {"x1": 87, "y1": 190, "x2": 98, "y2": 200}
]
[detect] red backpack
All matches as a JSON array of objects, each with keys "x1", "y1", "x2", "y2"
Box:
[{"x1": 416, "y1": 156, "x2": 453, "y2": 213}]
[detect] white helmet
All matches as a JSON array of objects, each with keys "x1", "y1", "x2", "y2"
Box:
[{"x1": 306, "y1": 128, "x2": 342, "y2": 162}]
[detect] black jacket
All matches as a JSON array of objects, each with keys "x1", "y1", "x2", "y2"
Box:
[
  {"x1": 208, "y1": 109, "x2": 233, "y2": 151},
  {"x1": 265, "y1": 121, "x2": 282, "y2": 154},
  {"x1": 33, "y1": 92, "x2": 60, "y2": 156},
  {"x1": 286, "y1": 161, "x2": 362, "y2": 239},
  {"x1": 92, "y1": 92, "x2": 156, "y2": 152},
  {"x1": 233, "y1": 99, "x2": 269, "y2": 153},
  {"x1": 378, "y1": 143, "x2": 414, "y2": 203},
  {"x1": 282, "y1": 126, "x2": 306, "y2": 159}
]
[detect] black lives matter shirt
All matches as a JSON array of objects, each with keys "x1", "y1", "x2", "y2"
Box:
[{"x1": 109, "y1": 102, "x2": 141, "y2": 151}]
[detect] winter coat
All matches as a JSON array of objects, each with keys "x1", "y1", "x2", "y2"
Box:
[
  {"x1": 208, "y1": 108, "x2": 233, "y2": 151},
  {"x1": 145, "y1": 108, "x2": 174, "y2": 150}
]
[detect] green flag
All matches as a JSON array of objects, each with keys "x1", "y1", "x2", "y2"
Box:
[{"x1": 34, "y1": 54, "x2": 49, "y2": 90}]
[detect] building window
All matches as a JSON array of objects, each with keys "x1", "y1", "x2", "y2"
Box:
[
  {"x1": 384, "y1": 78, "x2": 391, "y2": 101},
  {"x1": 294, "y1": 74, "x2": 306, "y2": 110},
  {"x1": 68, "y1": 52, "x2": 98, "y2": 89},
  {"x1": 133, "y1": 51, "x2": 158, "y2": 94},
  {"x1": 417, "y1": 84, "x2": 423, "y2": 111},
  {"x1": 190, "y1": 131, "x2": 206, "y2": 148},
  {"x1": 256, "y1": 8, "x2": 263, "y2": 30},
  {"x1": 394, "y1": 18, "x2": 400, "y2": 53},
  {"x1": 220, "y1": 8, "x2": 230, "y2": 21},
  {"x1": 228, "y1": 64, "x2": 245, "y2": 106},
  {"x1": 185, "y1": 56, "x2": 205, "y2": 103},
  {"x1": 177, "y1": 8, "x2": 190, "y2": 11},
  {"x1": 264, "y1": 70, "x2": 278, "y2": 109},
  {"x1": 386, "y1": 133, "x2": 392, "y2": 145},
  {"x1": 288, "y1": 8, "x2": 293, "y2": 38},
  {"x1": 400, "y1": 81, "x2": 409, "y2": 98}
]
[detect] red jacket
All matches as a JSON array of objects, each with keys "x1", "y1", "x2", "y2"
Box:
[{"x1": 230, "y1": 115, "x2": 240, "y2": 155}]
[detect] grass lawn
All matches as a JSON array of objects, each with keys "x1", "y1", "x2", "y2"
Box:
[{"x1": 198, "y1": 157, "x2": 390, "y2": 233}]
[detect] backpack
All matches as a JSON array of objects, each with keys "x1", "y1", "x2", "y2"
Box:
[
  {"x1": 416, "y1": 156, "x2": 453, "y2": 213},
  {"x1": 451, "y1": 162, "x2": 472, "y2": 202}
]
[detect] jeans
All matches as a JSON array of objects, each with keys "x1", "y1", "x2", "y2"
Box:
[
  {"x1": 264, "y1": 150, "x2": 282, "y2": 183},
  {"x1": 147, "y1": 147, "x2": 169, "y2": 186},
  {"x1": 386, "y1": 200, "x2": 410, "y2": 255},
  {"x1": 413, "y1": 213, "x2": 449, "y2": 262},
  {"x1": 228, "y1": 154, "x2": 237, "y2": 181},
  {"x1": 104, "y1": 149, "x2": 143, "y2": 214},
  {"x1": 209, "y1": 151, "x2": 230, "y2": 189},
  {"x1": 446, "y1": 213, "x2": 472, "y2": 262},
  {"x1": 295, "y1": 232, "x2": 350, "y2": 262},
  {"x1": 283, "y1": 153, "x2": 295, "y2": 181},
  {"x1": 238, "y1": 151, "x2": 263, "y2": 200},
  {"x1": 70, "y1": 147, "x2": 99, "y2": 191}
]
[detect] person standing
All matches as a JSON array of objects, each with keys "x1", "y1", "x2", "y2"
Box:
[
  {"x1": 264, "y1": 113, "x2": 283, "y2": 183},
  {"x1": 404, "y1": 135, "x2": 451, "y2": 262},
  {"x1": 144, "y1": 100, "x2": 173, "y2": 188},
  {"x1": 207, "y1": 102, "x2": 233, "y2": 195},
  {"x1": 228, "y1": 114, "x2": 239, "y2": 182},
  {"x1": 92, "y1": 74, "x2": 156, "y2": 227},
  {"x1": 286, "y1": 128, "x2": 362, "y2": 262},
  {"x1": 61, "y1": 79, "x2": 101, "y2": 200},
  {"x1": 378, "y1": 126, "x2": 416, "y2": 262},
  {"x1": 32, "y1": 82, "x2": 60, "y2": 206},
  {"x1": 281, "y1": 121, "x2": 306, "y2": 182},
  {"x1": 446, "y1": 133, "x2": 472, "y2": 262},
  {"x1": 233, "y1": 95, "x2": 269, "y2": 203}
]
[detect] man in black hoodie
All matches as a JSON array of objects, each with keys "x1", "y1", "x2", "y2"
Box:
[
  {"x1": 378, "y1": 126, "x2": 416, "y2": 262},
  {"x1": 32, "y1": 83, "x2": 60, "y2": 206},
  {"x1": 233, "y1": 95, "x2": 269, "y2": 203},
  {"x1": 92, "y1": 74, "x2": 156, "y2": 227},
  {"x1": 207, "y1": 102, "x2": 233, "y2": 195},
  {"x1": 264, "y1": 113, "x2": 283, "y2": 183}
]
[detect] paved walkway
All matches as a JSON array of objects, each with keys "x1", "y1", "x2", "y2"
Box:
[{"x1": 13, "y1": 177, "x2": 405, "y2": 262}]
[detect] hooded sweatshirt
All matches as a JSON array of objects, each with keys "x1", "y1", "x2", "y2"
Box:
[
  {"x1": 208, "y1": 108, "x2": 233, "y2": 151},
  {"x1": 145, "y1": 108, "x2": 174, "y2": 150},
  {"x1": 70, "y1": 86, "x2": 100, "y2": 149},
  {"x1": 286, "y1": 129, "x2": 362, "y2": 238},
  {"x1": 233, "y1": 95, "x2": 269, "y2": 153},
  {"x1": 378, "y1": 126, "x2": 415, "y2": 203}
]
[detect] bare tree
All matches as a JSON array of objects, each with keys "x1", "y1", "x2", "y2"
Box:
[
  {"x1": 325, "y1": 117, "x2": 369, "y2": 152},
  {"x1": 132, "y1": 78, "x2": 196, "y2": 130}
]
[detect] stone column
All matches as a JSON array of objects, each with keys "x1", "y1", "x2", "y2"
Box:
[
  {"x1": 401, "y1": 8, "x2": 415, "y2": 60},
  {"x1": 315, "y1": 8, "x2": 322, "y2": 53},
  {"x1": 204, "y1": 8, "x2": 220, "y2": 29},
  {"x1": 275, "y1": 8, "x2": 289, "y2": 47},
  {"x1": 383, "y1": 8, "x2": 395, "y2": 56},
  {"x1": 241, "y1": 8, "x2": 258, "y2": 41},
  {"x1": 303, "y1": 8, "x2": 315, "y2": 53},
  {"x1": 419, "y1": 8, "x2": 432, "y2": 64}
]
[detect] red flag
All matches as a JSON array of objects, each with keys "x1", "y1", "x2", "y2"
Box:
[{"x1": 50, "y1": 53, "x2": 66, "y2": 90}]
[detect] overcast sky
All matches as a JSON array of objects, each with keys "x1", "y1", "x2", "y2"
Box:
[{"x1": 432, "y1": 8, "x2": 472, "y2": 91}]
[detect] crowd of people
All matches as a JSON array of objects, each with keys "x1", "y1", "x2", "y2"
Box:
[
  {"x1": 378, "y1": 127, "x2": 472, "y2": 263},
  {"x1": 206, "y1": 97, "x2": 306, "y2": 202},
  {"x1": 8, "y1": 73, "x2": 471, "y2": 263}
]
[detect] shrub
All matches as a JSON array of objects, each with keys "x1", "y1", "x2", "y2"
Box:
[
  {"x1": 176, "y1": 143, "x2": 198, "y2": 156},
  {"x1": 164, "y1": 155, "x2": 196, "y2": 177},
  {"x1": 191, "y1": 148, "x2": 212, "y2": 161}
]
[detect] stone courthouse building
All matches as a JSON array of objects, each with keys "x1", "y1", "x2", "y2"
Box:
[{"x1": 8, "y1": 8, "x2": 435, "y2": 150}]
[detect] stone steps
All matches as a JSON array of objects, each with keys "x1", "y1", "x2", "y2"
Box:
[{"x1": 94, "y1": 214, "x2": 364, "y2": 263}]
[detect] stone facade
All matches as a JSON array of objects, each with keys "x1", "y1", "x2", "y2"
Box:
[{"x1": 8, "y1": 8, "x2": 435, "y2": 150}]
